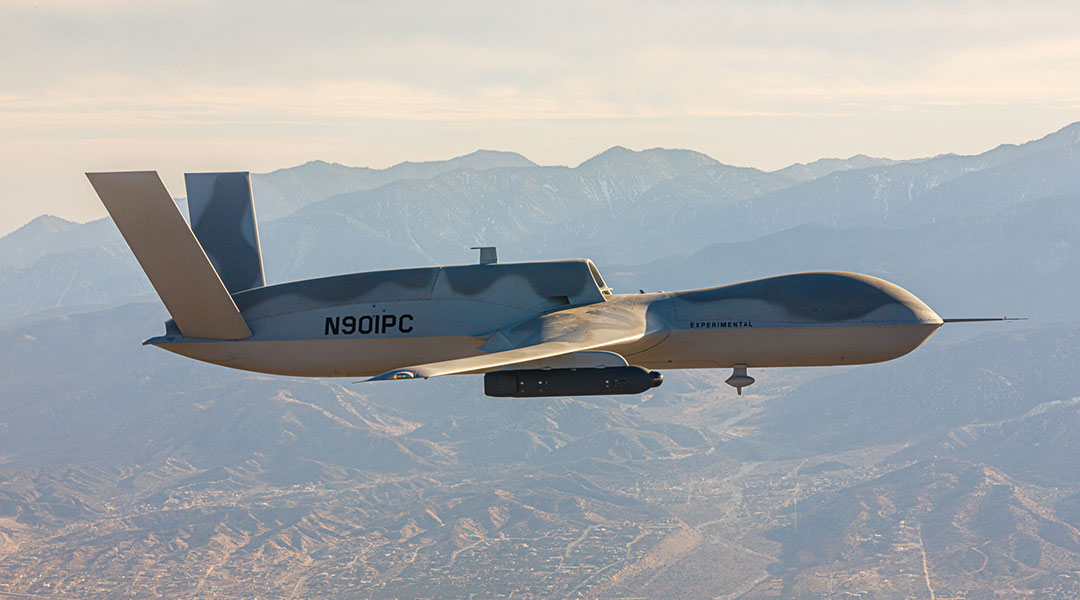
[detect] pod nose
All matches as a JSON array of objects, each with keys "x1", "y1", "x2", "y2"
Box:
[{"x1": 649, "y1": 370, "x2": 664, "y2": 388}]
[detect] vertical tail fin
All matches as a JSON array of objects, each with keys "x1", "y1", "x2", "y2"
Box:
[
  {"x1": 87, "y1": 171, "x2": 252, "y2": 340},
  {"x1": 184, "y1": 172, "x2": 266, "y2": 293}
]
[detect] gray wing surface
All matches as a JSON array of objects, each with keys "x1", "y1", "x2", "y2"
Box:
[{"x1": 365, "y1": 303, "x2": 646, "y2": 381}]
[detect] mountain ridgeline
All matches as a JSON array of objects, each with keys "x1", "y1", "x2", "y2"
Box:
[{"x1": 3, "y1": 123, "x2": 1080, "y2": 324}]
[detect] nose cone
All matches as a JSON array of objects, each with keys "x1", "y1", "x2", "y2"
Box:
[{"x1": 840, "y1": 272, "x2": 943, "y2": 326}]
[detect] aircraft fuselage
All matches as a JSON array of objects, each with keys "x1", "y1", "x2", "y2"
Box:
[{"x1": 150, "y1": 268, "x2": 943, "y2": 378}]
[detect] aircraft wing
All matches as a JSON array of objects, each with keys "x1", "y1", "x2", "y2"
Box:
[{"x1": 364, "y1": 302, "x2": 646, "y2": 381}]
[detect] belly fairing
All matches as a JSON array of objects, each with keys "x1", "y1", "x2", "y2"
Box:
[{"x1": 152, "y1": 335, "x2": 489, "y2": 377}]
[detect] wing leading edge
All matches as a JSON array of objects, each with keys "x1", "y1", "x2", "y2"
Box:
[{"x1": 364, "y1": 302, "x2": 646, "y2": 382}]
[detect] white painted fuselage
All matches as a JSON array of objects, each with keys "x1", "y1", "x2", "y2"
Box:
[{"x1": 151, "y1": 268, "x2": 942, "y2": 378}]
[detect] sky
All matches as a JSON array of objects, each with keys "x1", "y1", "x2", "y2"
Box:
[{"x1": 1, "y1": 0, "x2": 1078, "y2": 234}]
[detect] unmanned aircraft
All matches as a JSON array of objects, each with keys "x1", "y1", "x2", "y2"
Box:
[{"x1": 88, "y1": 171, "x2": 1010, "y2": 397}]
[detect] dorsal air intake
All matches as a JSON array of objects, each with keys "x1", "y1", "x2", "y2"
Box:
[{"x1": 185, "y1": 172, "x2": 266, "y2": 293}]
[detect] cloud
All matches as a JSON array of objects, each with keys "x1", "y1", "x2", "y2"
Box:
[
  {"x1": 2, "y1": 1, "x2": 1079, "y2": 232},
  {"x1": 4, "y1": 1, "x2": 1078, "y2": 128}
]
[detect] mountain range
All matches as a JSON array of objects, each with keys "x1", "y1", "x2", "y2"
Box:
[{"x1": 4, "y1": 122, "x2": 1080, "y2": 326}]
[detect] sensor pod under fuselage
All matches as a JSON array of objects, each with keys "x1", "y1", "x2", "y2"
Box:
[{"x1": 484, "y1": 366, "x2": 663, "y2": 397}]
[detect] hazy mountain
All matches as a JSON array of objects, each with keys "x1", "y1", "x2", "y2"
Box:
[
  {"x1": 747, "y1": 322, "x2": 1080, "y2": 455},
  {"x1": 0, "y1": 152, "x2": 534, "y2": 269},
  {"x1": 260, "y1": 122, "x2": 1080, "y2": 276},
  {"x1": 605, "y1": 192, "x2": 1080, "y2": 324},
  {"x1": 903, "y1": 398, "x2": 1080, "y2": 488},
  {"x1": 2, "y1": 126, "x2": 1078, "y2": 324},
  {"x1": 893, "y1": 140, "x2": 1080, "y2": 226},
  {"x1": 721, "y1": 122, "x2": 1080, "y2": 241},
  {"x1": 252, "y1": 150, "x2": 538, "y2": 221},
  {"x1": 0, "y1": 302, "x2": 438, "y2": 474},
  {"x1": 263, "y1": 146, "x2": 792, "y2": 279},
  {"x1": 0, "y1": 146, "x2": 793, "y2": 311},
  {"x1": 0, "y1": 245, "x2": 151, "y2": 323},
  {"x1": 8, "y1": 123, "x2": 1080, "y2": 274},
  {"x1": 0, "y1": 215, "x2": 78, "y2": 266},
  {"x1": 0, "y1": 215, "x2": 120, "y2": 270},
  {"x1": 5, "y1": 123, "x2": 1080, "y2": 315},
  {"x1": 769, "y1": 154, "x2": 899, "y2": 183},
  {"x1": 756, "y1": 457, "x2": 1080, "y2": 598}
]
